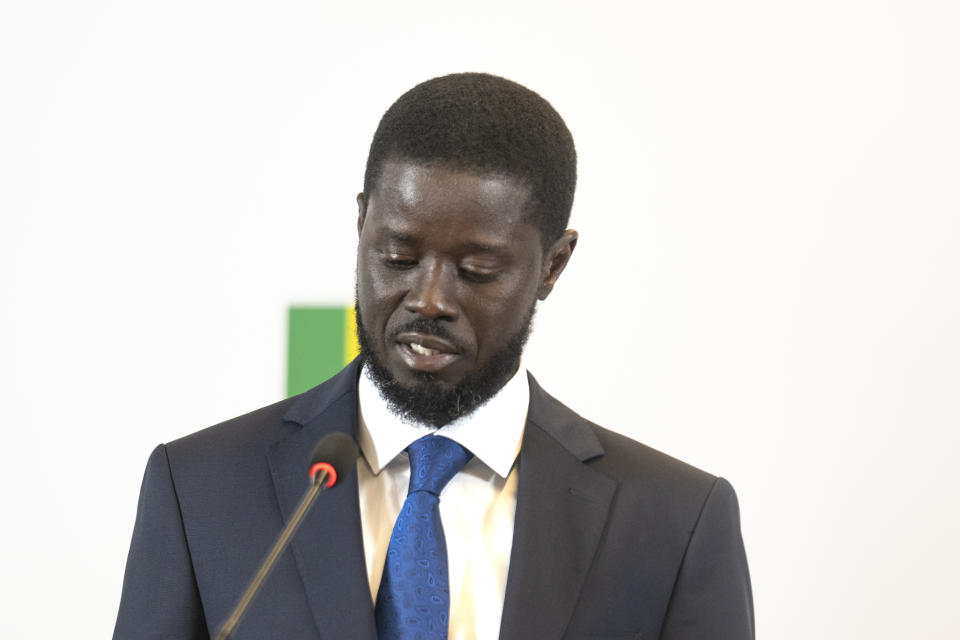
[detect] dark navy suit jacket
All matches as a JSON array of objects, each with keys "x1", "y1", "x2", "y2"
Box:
[{"x1": 114, "y1": 360, "x2": 754, "y2": 639}]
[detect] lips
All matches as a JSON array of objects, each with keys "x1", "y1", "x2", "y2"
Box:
[{"x1": 393, "y1": 332, "x2": 461, "y2": 373}]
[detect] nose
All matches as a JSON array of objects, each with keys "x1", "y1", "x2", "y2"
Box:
[{"x1": 404, "y1": 259, "x2": 459, "y2": 321}]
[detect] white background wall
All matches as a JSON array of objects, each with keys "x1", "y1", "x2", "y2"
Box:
[{"x1": 2, "y1": 1, "x2": 957, "y2": 637}]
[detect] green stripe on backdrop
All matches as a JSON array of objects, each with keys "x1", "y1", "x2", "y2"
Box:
[{"x1": 286, "y1": 306, "x2": 360, "y2": 397}]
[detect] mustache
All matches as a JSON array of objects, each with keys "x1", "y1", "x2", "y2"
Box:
[{"x1": 389, "y1": 318, "x2": 462, "y2": 349}]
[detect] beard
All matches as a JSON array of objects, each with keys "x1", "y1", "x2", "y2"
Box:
[{"x1": 355, "y1": 303, "x2": 535, "y2": 427}]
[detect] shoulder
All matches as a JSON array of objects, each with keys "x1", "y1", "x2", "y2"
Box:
[
  {"x1": 143, "y1": 396, "x2": 301, "y2": 497},
  {"x1": 588, "y1": 422, "x2": 739, "y2": 530},
  {"x1": 527, "y1": 374, "x2": 725, "y2": 515},
  {"x1": 155, "y1": 360, "x2": 361, "y2": 493},
  {"x1": 590, "y1": 423, "x2": 718, "y2": 495},
  {"x1": 162, "y1": 359, "x2": 362, "y2": 470},
  {"x1": 164, "y1": 396, "x2": 299, "y2": 463}
]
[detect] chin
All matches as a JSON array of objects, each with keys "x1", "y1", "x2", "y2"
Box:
[{"x1": 390, "y1": 366, "x2": 461, "y2": 391}]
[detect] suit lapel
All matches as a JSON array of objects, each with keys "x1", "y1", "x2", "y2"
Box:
[
  {"x1": 267, "y1": 361, "x2": 378, "y2": 640},
  {"x1": 265, "y1": 365, "x2": 615, "y2": 640},
  {"x1": 499, "y1": 377, "x2": 618, "y2": 640}
]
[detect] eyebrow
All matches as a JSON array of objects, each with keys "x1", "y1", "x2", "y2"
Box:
[
  {"x1": 460, "y1": 241, "x2": 507, "y2": 254},
  {"x1": 377, "y1": 229, "x2": 416, "y2": 243},
  {"x1": 376, "y1": 229, "x2": 507, "y2": 255}
]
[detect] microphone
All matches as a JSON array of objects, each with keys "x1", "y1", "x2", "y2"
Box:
[{"x1": 214, "y1": 433, "x2": 359, "y2": 640}]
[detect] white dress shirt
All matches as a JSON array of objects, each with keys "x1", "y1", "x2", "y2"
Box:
[{"x1": 356, "y1": 363, "x2": 529, "y2": 640}]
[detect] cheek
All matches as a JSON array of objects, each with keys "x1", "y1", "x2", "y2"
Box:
[
  {"x1": 469, "y1": 282, "x2": 537, "y2": 339},
  {"x1": 357, "y1": 258, "x2": 407, "y2": 325},
  {"x1": 355, "y1": 256, "x2": 384, "y2": 320}
]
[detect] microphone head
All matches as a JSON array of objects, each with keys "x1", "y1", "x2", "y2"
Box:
[{"x1": 308, "y1": 433, "x2": 359, "y2": 488}]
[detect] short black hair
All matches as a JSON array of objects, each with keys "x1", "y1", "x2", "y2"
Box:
[{"x1": 362, "y1": 72, "x2": 577, "y2": 246}]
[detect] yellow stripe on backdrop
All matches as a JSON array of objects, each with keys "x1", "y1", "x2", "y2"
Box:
[{"x1": 343, "y1": 305, "x2": 360, "y2": 365}]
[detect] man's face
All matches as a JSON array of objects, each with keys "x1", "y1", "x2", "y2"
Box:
[{"x1": 355, "y1": 160, "x2": 575, "y2": 425}]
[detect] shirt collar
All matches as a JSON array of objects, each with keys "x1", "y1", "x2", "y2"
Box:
[{"x1": 357, "y1": 362, "x2": 529, "y2": 478}]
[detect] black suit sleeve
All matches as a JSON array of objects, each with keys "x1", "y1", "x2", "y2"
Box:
[
  {"x1": 659, "y1": 477, "x2": 755, "y2": 640},
  {"x1": 114, "y1": 444, "x2": 209, "y2": 640}
]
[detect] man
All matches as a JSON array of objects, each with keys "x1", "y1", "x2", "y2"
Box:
[{"x1": 114, "y1": 73, "x2": 754, "y2": 639}]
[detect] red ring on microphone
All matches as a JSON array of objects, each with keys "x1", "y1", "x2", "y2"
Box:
[{"x1": 309, "y1": 462, "x2": 337, "y2": 488}]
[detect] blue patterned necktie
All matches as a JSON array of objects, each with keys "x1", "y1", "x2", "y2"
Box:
[{"x1": 375, "y1": 435, "x2": 473, "y2": 640}]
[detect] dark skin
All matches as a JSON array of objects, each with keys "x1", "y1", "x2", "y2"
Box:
[{"x1": 356, "y1": 160, "x2": 577, "y2": 394}]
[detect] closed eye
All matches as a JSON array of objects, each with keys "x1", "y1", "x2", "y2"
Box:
[
  {"x1": 384, "y1": 256, "x2": 417, "y2": 269},
  {"x1": 459, "y1": 267, "x2": 498, "y2": 283}
]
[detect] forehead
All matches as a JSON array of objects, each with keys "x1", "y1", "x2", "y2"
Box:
[{"x1": 366, "y1": 161, "x2": 538, "y2": 242}]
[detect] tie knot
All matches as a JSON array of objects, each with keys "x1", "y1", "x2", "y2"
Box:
[{"x1": 406, "y1": 435, "x2": 472, "y2": 496}]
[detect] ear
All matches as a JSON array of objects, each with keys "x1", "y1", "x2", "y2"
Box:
[
  {"x1": 537, "y1": 229, "x2": 578, "y2": 300},
  {"x1": 356, "y1": 192, "x2": 367, "y2": 235}
]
